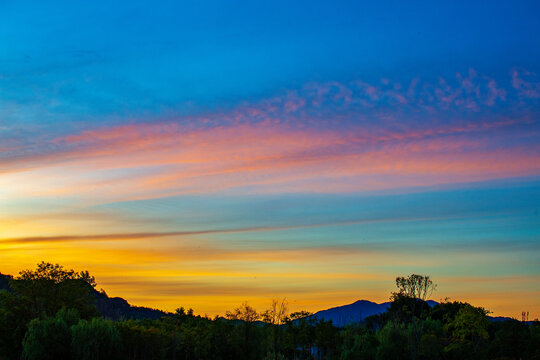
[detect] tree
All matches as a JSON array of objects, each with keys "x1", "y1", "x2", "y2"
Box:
[
  {"x1": 392, "y1": 274, "x2": 435, "y2": 303},
  {"x1": 417, "y1": 318, "x2": 444, "y2": 360},
  {"x1": 340, "y1": 327, "x2": 378, "y2": 360},
  {"x1": 314, "y1": 319, "x2": 339, "y2": 360},
  {"x1": 261, "y1": 298, "x2": 288, "y2": 326},
  {"x1": 21, "y1": 311, "x2": 73, "y2": 360},
  {"x1": 389, "y1": 274, "x2": 437, "y2": 359},
  {"x1": 261, "y1": 298, "x2": 288, "y2": 360},
  {"x1": 0, "y1": 289, "x2": 32, "y2": 359},
  {"x1": 71, "y1": 318, "x2": 123, "y2": 360},
  {"x1": 284, "y1": 311, "x2": 314, "y2": 359},
  {"x1": 375, "y1": 322, "x2": 411, "y2": 360},
  {"x1": 444, "y1": 305, "x2": 489, "y2": 358},
  {"x1": 10, "y1": 262, "x2": 98, "y2": 319},
  {"x1": 117, "y1": 320, "x2": 169, "y2": 360},
  {"x1": 489, "y1": 319, "x2": 532, "y2": 360},
  {"x1": 226, "y1": 302, "x2": 261, "y2": 359},
  {"x1": 18, "y1": 262, "x2": 96, "y2": 287},
  {"x1": 226, "y1": 302, "x2": 260, "y2": 323}
]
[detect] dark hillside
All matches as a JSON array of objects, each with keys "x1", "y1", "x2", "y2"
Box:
[{"x1": 0, "y1": 272, "x2": 167, "y2": 320}]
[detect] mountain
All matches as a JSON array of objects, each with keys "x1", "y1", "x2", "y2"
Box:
[
  {"x1": 311, "y1": 299, "x2": 439, "y2": 327},
  {"x1": 0, "y1": 273, "x2": 519, "y2": 324},
  {"x1": 0, "y1": 273, "x2": 168, "y2": 320},
  {"x1": 0, "y1": 273, "x2": 12, "y2": 291},
  {"x1": 93, "y1": 289, "x2": 169, "y2": 320}
]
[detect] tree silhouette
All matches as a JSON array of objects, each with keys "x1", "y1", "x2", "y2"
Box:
[
  {"x1": 226, "y1": 302, "x2": 260, "y2": 359},
  {"x1": 392, "y1": 274, "x2": 436, "y2": 302},
  {"x1": 261, "y1": 298, "x2": 288, "y2": 359},
  {"x1": 10, "y1": 262, "x2": 97, "y2": 319}
]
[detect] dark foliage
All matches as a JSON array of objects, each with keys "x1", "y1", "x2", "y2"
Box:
[
  {"x1": 94, "y1": 290, "x2": 168, "y2": 321},
  {"x1": 0, "y1": 264, "x2": 538, "y2": 360},
  {"x1": 0, "y1": 274, "x2": 11, "y2": 292}
]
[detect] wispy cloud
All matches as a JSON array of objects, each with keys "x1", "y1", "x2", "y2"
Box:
[
  {"x1": 1, "y1": 95, "x2": 538, "y2": 203},
  {"x1": 0, "y1": 213, "x2": 473, "y2": 244},
  {"x1": 512, "y1": 68, "x2": 540, "y2": 99}
]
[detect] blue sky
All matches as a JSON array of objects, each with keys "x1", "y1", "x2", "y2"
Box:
[{"x1": 1, "y1": 0, "x2": 539, "y2": 316}]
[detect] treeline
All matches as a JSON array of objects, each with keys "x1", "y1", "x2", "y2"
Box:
[{"x1": 0, "y1": 263, "x2": 538, "y2": 360}]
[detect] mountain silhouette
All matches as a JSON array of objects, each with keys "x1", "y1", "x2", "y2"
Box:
[
  {"x1": 310, "y1": 299, "x2": 439, "y2": 327},
  {"x1": 1, "y1": 273, "x2": 516, "y2": 323},
  {"x1": 0, "y1": 273, "x2": 167, "y2": 320}
]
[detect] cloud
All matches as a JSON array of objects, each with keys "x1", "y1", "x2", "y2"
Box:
[
  {"x1": 512, "y1": 68, "x2": 540, "y2": 99},
  {"x1": 3, "y1": 213, "x2": 538, "y2": 258},
  {"x1": 0, "y1": 214, "x2": 467, "y2": 244},
  {"x1": 1, "y1": 113, "x2": 538, "y2": 203},
  {"x1": 1, "y1": 69, "x2": 538, "y2": 206}
]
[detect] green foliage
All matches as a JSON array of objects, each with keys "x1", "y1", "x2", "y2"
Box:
[
  {"x1": 315, "y1": 319, "x2": 339, "y2": 359},
  {"x1": 488, "y1": 319, "x2": 533, "y2": 359},
  {"x1": 262, "y1": 351, "x2": 287, "y2": 360},
  {"x1": 340, "y1": 326, "x2": 378, "y2": 360},
  {"x1": 376, "y1": 322, "x2": 411, "y2": 360},
  {"x1": 387, "y1": 293, "x2": 432, "y2": 324},
  {"x1": 2, "y1": 264, "x2": 539, "y2": 360},
  {"x1": 418, "y1": 334, "x2": 443, "y2": 360},
  {"x1": 10, "y1": 262, "x2": 98, "y2": 320},
  {"x1": 116, "y1": 320, "x2": 170, "y2": 360},
  {"x1": 0, "y1": 290, "x2": 32, "y2": 359},
  {"x1": 19, "y1": 262, "x2": 96, "y2": 287},
  {"x1": 530, "y1": 323, "x2": 540, "y2": 359},
  {"x1": 445, "y1": 305, "x2": 489, "y2": 346},
  {"x1": 57, "y1": 307, "x2": 81, "y2": 327},
  {"x1": 417, "y1": 318, "x2": 444, "y2": 360},
  {"x1": 283, "y1": 311, "x2": 316, "y2": 359},
  {"x1": 71, "y1": 318, "x2": 122, "y2": 360},
  {"x1": 429, "y1": 301, "x2": 470, "y2": 323},
  {"x1": 21, "y1": 313, "x2": 72, "y2": 360},
  {"x1": 225, "y1": 302, "x2": 264, "y2": 359},
  {"x1": 0, "y1": 263, "x2": 95, "y2": 360}
]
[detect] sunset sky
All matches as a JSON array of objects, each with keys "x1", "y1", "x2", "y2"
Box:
[{"x1": 1, "y1": 1, "x2": 539, "y2": 318}]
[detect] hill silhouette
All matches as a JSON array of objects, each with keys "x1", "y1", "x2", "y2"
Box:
[
  {"x1": 2, "y1": 266, "x2": 538, "y2": 360},
  {"x1": 1, "y1": 272, "x2": 515, "y2": 325},
  {"x1": 0, "y1": 273, "x2": 167, "y2": 320},
  {"x1": 310, "y1": 299, "x2": 439, "y2": 327}
]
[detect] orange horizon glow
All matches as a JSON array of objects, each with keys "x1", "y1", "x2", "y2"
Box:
[{"x1": 2, "y1": 69, "x2": 540, "y2": 321}]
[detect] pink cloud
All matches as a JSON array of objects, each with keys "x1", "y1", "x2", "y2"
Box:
[
  {"x1": 2, "y1": 69, "x2": 538, "y2": 202},
  {"x1": 2, "y1": 114, "x2": 538, "y2": 203},
  {"x1": 512, "y1": 68, "x2": 540, "y2": 99}
]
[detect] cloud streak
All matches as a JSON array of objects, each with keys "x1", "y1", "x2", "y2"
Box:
[
  {"x1": 0, "y1": 213, "x2": 476, "y2": 244},
  {"x1": 1, "y1": 68, "x2": 539, "y2": 318},
  {"x1": 1, "y1": 109, "x2": 538, "y2": 203}
]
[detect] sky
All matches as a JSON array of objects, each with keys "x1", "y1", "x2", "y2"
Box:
[{"x1": 1, "y1": 0, "x2": 539, "y2": 318}]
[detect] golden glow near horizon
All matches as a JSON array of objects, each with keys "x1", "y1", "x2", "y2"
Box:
[
  {"x1": 2, "y1": 18, "x2": 540, "y2": 320},
  {"x1": 1, "y1": 224, "x2": 539, "y2": 318}
]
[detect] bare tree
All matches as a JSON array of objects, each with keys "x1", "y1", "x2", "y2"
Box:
[
  {"x1": 392, "y1": 274, "x2": 436, "y2": 302},
  {"x1": 225, "y1": 302, "x2": 259, "y2": 322},
  {"x1": 225, "y1": 302, "x2": 260, "y2": 358},
  {"x1": 391, "y1": 274, "x2": 436, "y2": 360},
  {"x1": 261, "y1": 298, "x2": 288, "y2": 326},
  {"x1": 261, "y1": 298, "x2": 288, "y2": 360}
]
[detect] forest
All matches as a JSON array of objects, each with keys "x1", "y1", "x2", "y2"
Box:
[{"x1": 0, "y1": 262, "x2": 538, "y2": 360}]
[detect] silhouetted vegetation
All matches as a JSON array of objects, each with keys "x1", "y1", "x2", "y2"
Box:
[{"x1": 0, "y1": 264, "x2": 538, "y2": 359}]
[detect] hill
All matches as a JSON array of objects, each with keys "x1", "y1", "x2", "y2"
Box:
[
  {"x1": 310, "y1": 299, "x2": 437, "y2": 327},
  {"x1": 1, "y1": 273, "x2": 516, "y2": 324},
  {"x1": 0, "y1": 273, "x2": 168, "y2": 320}
]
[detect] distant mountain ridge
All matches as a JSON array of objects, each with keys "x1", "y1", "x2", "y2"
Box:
[
  {"x1": 1, "y1": 273, "x2": 517, "y2": 324},
  {"x1": 310, "y1": 299, "x2": 438, "y2": 327},
  {"x1": 93, "y1": 290, "x2": 169, "y2": 320},
  {"x1": 309, "y1": 299, "x2": 519, "y2": 326}
]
